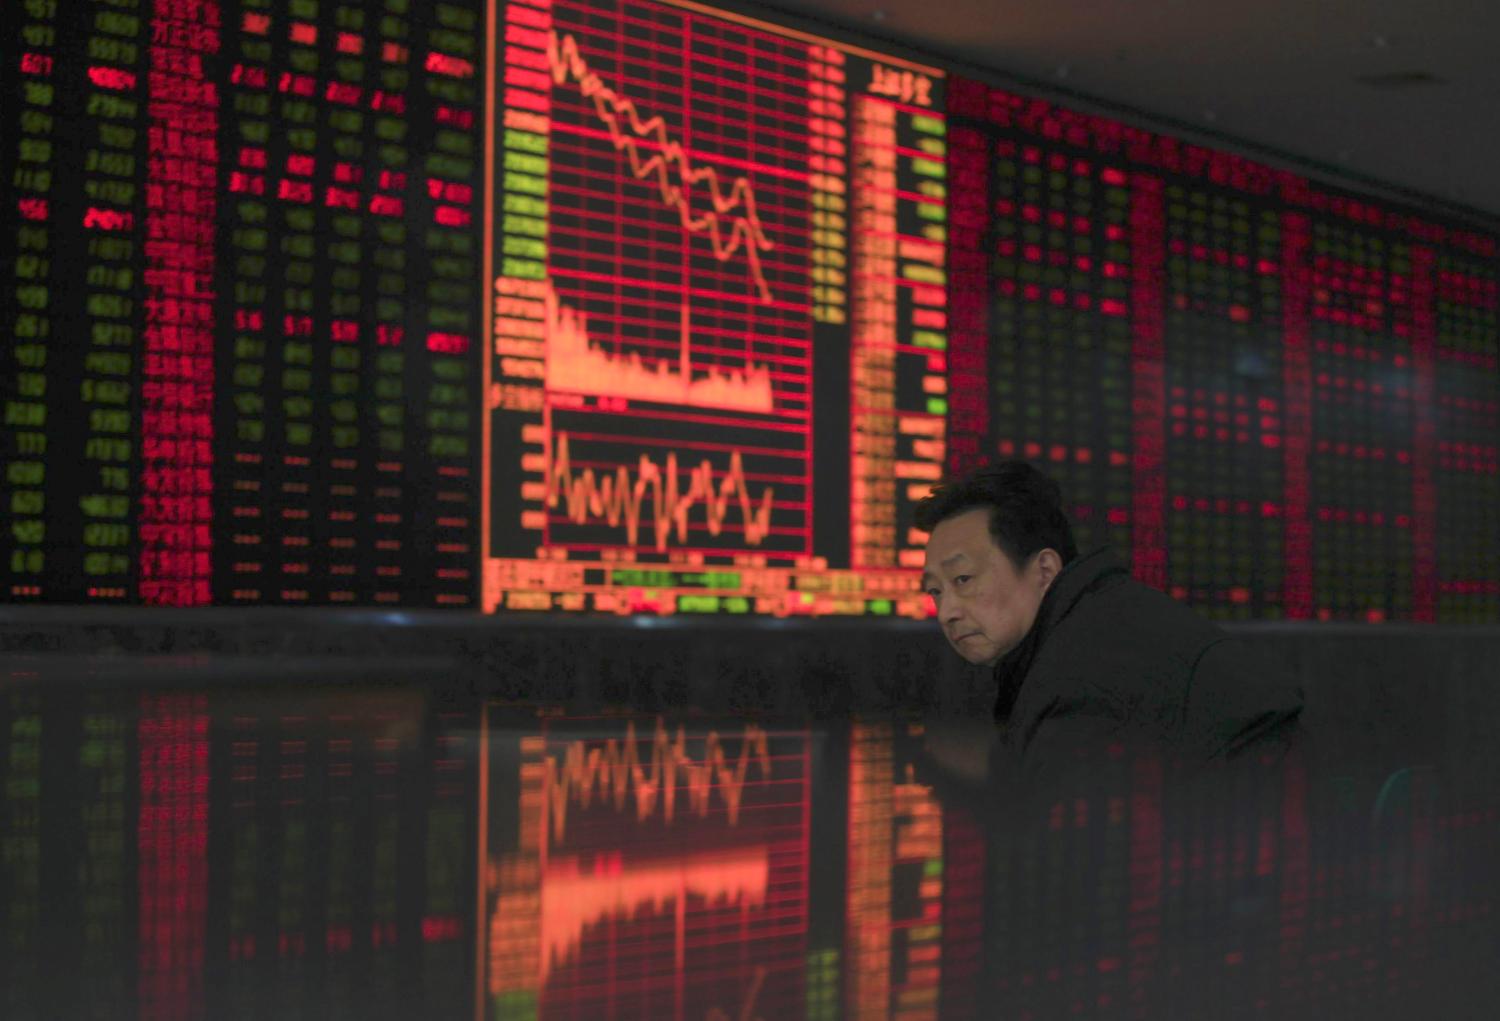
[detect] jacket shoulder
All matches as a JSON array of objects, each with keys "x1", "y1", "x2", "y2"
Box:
[
  {"x1": 1008, "y1": 576, "x2": 1226, "y2": 738},
  {"x1": 1045, "y1": 574, "x2": 1225, "y2": 677}
]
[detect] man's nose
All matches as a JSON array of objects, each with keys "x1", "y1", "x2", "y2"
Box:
[{"x1": 938, "y1": 594, "x2": 963, "y2": 625}]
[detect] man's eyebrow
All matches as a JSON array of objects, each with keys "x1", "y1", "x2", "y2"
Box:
[{"x1": 920, "y1": 553, "x2": 971, "y2": 586}]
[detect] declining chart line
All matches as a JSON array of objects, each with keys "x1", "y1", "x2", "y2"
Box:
[
  {"x1": 539, "y1": 848, "x2": 770, "y2": 979},
  {"x1": 546, "y1": 432, "x2": 777, "y2": 552},
  {"x1": 548, "y1": 30, "x2": 777, "y2": 303},
  {"x1": 544, "y1": 285, "x2": 774, "y2": 413},
  {"x1": 542, "y1": 720, "x2": 773, "y2": 846}
]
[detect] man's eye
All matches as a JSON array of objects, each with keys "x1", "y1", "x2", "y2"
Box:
[
  {"x1": 954, "y1": 575, "x2": 971, "y2": 586},
  {"x1": 925, "y1": 589, "x2": 940, "y2": 599}
]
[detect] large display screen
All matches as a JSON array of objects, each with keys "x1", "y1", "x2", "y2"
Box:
[
  {"x1": 3, "y1": 0, "x2": 483, "y2": 607},
  {"x1": 482, "y1": 0, "x2": 948, "y2": 617},
  {"x1": 2, "y1": 0, "x2": 1496, "y2": 620},
  {"x1": 942, "y1": 82, "x2": 1500, "y2": 624}
]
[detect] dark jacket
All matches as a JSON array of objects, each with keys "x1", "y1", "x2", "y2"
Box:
[{"x1": 992, "y1": 548, "x2": 1305, "y2": 787}]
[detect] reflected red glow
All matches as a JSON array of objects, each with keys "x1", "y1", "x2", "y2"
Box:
[
  {"x1": 540, "y1": 848, "x2": 769, "y2": 978},
  {"x1": 137, "y1": 694, "x2": 209, "y2": 1020},
  {"x1": 542, "y1": 720, "x2": 771, "y2": 850}
]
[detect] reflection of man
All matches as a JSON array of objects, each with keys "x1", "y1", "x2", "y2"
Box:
[{"x1": 916, "y1": 461, "x2": 1304, "y2": 787}]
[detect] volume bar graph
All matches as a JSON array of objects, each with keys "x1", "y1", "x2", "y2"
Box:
[{"x1": 544, "y1": 287, "x2": 774, "y2": 413}]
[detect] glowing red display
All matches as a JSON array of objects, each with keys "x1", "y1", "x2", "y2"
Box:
[
  {"x1": 483, "y1": 0, "x2": 947, "y2": 618},
  {"x1": 0, "y1": 0, "x2": 1494, "y2": 620},
  {"x1": 1, "y1": 0, "x2": 484, "y2": 606},
  {"x1": 480, "y1": 716, "x2": 812, "y2": 1019},
  {"x1": 945, "y1": 75, "x2": 1497, "y2": 622}
]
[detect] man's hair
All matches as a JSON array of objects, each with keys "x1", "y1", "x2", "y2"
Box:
[{"x1": 914, "y1": 461, "x2": 1079, "y2": 567}]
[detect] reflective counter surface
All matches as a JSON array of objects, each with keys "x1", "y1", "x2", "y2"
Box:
[{"x1": 2, "y1": 669, "x2": 1497, "y2": 1020}]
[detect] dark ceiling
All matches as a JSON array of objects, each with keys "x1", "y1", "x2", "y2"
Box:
[{"x1": 766, "y1": 0, "x2": 1500, "y2": 228}]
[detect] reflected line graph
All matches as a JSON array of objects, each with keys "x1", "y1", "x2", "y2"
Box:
[
  {"x1": 545, "y1": 432, "x2": 777, "y2": 551},
  {"x1": 548, "y1": 30, "x2": 777, "y2": 302},
  {"x1": 542, "y1": 720, "x2": 773, "y2": 846},
  {"x1": 540, "y1": 848, "x2": 770, "y2": 979},
  {"x1": 544, "y1": 285, "x2": 774, "y2": 413},
  {"x1": 707, "y1": 968, "x2": 767, "y2": 1021}
]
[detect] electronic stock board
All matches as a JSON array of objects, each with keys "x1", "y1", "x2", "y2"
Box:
[{"x1": 3, "y1": 0, "x2": 1496, "y2": 620}]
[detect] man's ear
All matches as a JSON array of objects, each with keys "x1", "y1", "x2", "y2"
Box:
[{"x1": 1034, "y1": 548, "x2": 1062, "y2": 591}]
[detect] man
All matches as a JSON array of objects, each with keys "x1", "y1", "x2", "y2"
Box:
[{"x1": 916, "y1": 461, "x2": 1304, "y2": 788}]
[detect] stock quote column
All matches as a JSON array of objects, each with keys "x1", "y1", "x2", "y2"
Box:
[
  {"x1": 1157, "y1": 169, "x2": 1284, "y2": 618},
  {"x1": 942, "y1": 118, "x2": 990, "y2": 478},
  {"x1": 0, "y1": 0, "x2": 483, "y2": 605},
  {"x1": 848, "y1": 54, "x2": 949, "y2": 576},
  {"x1": 945, "y1": 79, "x2": 1137, "y2": 559},
  {"x1": 3, "y1": 0, "x2": 61, "y2": 598},
  {"x1": 1268, "y1": 189, "x2": 1492, "y2": 623},
  {"x1": 213, "y1": 0, "x2": 481, "y2": 606},
  {"x1": 1432, "y1": 237, "x2": 1498, "y2": 621},
  {"x1": 483, "y1": 0, "x2": 943, "y2": 618},
  {"x1": 1, "y1": 0, "x2": 156, "y2": 602},
  {"x1": 141, "y1": 0, "x2": 220, "y2": 606},
  {"x1": 1295, "y1": 203, "x2": 1419, "y2": 620}
]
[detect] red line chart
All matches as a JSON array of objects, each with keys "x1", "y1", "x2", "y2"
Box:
[
  {"x1": 541, "y1": 719, "x2": 774, "y2": 846},
  {"x1": 547, "y1": 30, "x2": 777, "y2": 303},
  {"x1": 545, "y1": 431, "x2": 778, "y2": 551}
]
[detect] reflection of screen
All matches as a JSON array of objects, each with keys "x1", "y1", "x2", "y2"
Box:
[
  {"x1": 842, "y1": 721, "x2": 994, "y2": 1020},
  {"x1": 480, "y1": 714, "x2": 812, "y2": 1020},
  {"x1": 2, "y1": 0, "x2": 1495, "y2": 621},
  {"x1": 0, "y1": 686, "x2": 471, "y2": 1018}
]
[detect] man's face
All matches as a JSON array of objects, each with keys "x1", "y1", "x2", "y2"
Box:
[{"x1": 921, "y1": 508, "x2": 1059, "y2": 668}]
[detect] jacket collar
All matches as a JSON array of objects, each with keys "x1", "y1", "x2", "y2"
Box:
[
  {"x1": 1032, "y1": 546, "x2": 1128, "y2": 634},
  {"x1": 990, "y1": 546, "x2": 1126, "y2": 722}
]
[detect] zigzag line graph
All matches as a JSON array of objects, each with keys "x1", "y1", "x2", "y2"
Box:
[
  {"x1": 542, "y1": 720, "x2": 773, "y2": 846},
  {"x1": 548, "y1": 30, "x2": 777, "y2": 303},
  {"x1": 545, "y1": 432, "x2": 777, "y2": 551}
]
